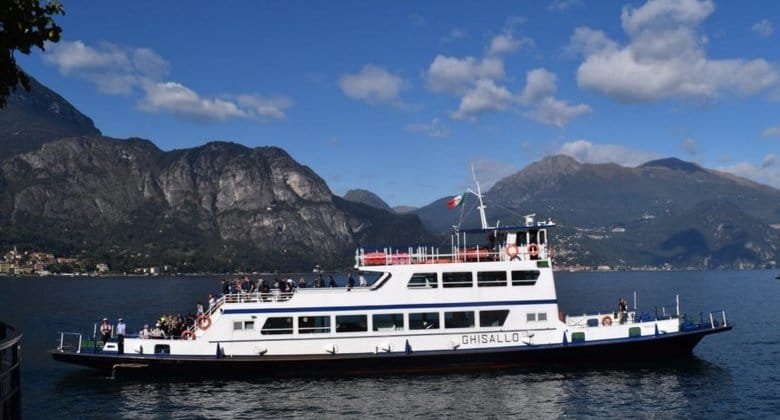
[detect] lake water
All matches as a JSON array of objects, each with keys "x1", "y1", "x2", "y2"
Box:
[{"x1": 1, "y1": 270, "x2": 778, "y2": 419}]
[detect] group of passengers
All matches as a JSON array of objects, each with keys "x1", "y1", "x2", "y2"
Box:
[{"x1": 139, "y1": 313, "x2": 195, "y2": 339}]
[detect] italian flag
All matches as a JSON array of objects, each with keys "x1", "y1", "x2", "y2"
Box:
[{"x1": 447, "y1": 192, "x2": 466, "y2": 209}]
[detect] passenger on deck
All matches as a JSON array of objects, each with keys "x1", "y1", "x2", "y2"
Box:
[
  {"x1": 359, "y1": 274, "x2": 367, "y2": 287},
  {"x1": 617, "y1": 298, "x2": 628, "y2": 324},
  {"x1": 315, "y1": 274, "x2": 324, "y2": 288},
  {"x1": 116, "y1": 318, "x2": 126, "y2": 354},
  {"x1": 99, "y1": 318, "x2": 111, "y2": 344},
  {"x1": 196, "y1": 302, "x2": 204, "y2": 316},
  {"x1": 298, "y1": 277, "x2": 307, "y2": 288},
  {"x1": 347, "y1": 273, "x2": 355, "y2": 291},
  {"x1": 151, "y1": 323, "x2": 166, "y2": 339},
  {"x1": 328, "y1": 275, "x2": 337, "y2": 288},
  {"x1": 221, "y1": 279, "x2": 229, "y2": 295},
  {"x1": 140, "y1": 324, "x2": 151, "y2": 339},
  {"x1": 208, "y1": 294, "x2": 216, "y2": 312}
]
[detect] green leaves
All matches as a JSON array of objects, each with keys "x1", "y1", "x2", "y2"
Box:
[{"x1": 0, "y1": 0, "x2": 65, "y2": 107}]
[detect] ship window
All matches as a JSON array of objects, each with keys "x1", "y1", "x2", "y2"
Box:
[
  {"x1": 537, "y1": 313, "x2": 547, "y2": 321},
  {"x1": 512, "y1": 270, "x2": 540, "y2": 286},
  {"x1": 336, "y1": 315, "x2": 367, "y2": 333},
  {"x1": 233, "y1": 320, "x2": 254, "y2": 330},
  {"x1": 408, "y1": 272, "x2": 437, "y2": 288},
  {"x1": 373, "y1": 313, "x2": 404, "y2": 331},
  {"x1": 409, "y1": 312, "x2": 440, "y2": 330},
  {"x1": 477, "y1": 271, "x2": 507, "y2": 287},
  {"x1": 442, "y1": 272, "x2": 472, "y2": 288},
  {"x1": 154, "y1": 344, "x2": 170, "y2": 354},
  {"x1": 526, "y1": 313, "x2": 536, "y2": 322},
  {"x1": 479, "y1": 310, "x2": 509, "y2": 327},
  {"x1": 444, "y1": 311, "x2": 475, "y2": 329},
  {"x1": 298, "y1": 316, "x2": 330, "y2": 334},
  {"x1": 261, "y1": 317, "x2": 293, "y2": 335}
]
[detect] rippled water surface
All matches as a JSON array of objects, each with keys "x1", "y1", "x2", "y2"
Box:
[{"x1": 2, "y1": 270, "x2": 779, "y2": 418}]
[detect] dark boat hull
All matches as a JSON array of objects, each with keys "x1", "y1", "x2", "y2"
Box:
[{"x1": 50, "y1": 325, "x2": 731, "y2": 377}]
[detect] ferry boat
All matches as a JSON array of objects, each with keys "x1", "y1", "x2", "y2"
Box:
[{"x1": 51, "y1": 183, "x2": 731, "y2": 377}]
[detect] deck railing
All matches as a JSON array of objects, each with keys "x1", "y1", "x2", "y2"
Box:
[
  {"x1": 0, "y1": 322, "x2": 22, "y2": 420},
  {"x1": 355, "y1": 244, "x2": 551, "y2": 266}
]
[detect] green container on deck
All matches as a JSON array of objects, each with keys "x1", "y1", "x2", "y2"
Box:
[
  {"x1": 571, "y1": 332, "x2": 585, "y2": 342},
  {"x1": 629, "y1": 327, "x2": 641, "y2": 337}
]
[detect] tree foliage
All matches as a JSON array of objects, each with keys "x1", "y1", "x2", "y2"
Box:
[{"x1": 0, "y1": 0, "x2": 64, "y2": 107}]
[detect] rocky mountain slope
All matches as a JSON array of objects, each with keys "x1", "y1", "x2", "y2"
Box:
[
  {"x1": 0, "y1": 76, "x2": 433, "y2": 272},
  {"x1": 343, "y1": 189, "x2": 392, "y2": 212},
  {"x1": 415, "y1": 155, "x2": 780, "y2": 269}
]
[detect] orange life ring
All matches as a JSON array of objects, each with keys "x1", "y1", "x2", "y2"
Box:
[
  {"x1": 181, "y1": 330, "x2": 196, "y2": 340},
  {"x1": 505, "y1": 245, "x2": 519, "y2": 258},
  {"x1": 196, "y1": 314, "x2": 212, "y2": 330},
  {"x1": 601, "y1": 316, "x2": 612, "y2": 326},
  {"x1": 528, "y1": 243, "x2": 540, "y2": 257}
]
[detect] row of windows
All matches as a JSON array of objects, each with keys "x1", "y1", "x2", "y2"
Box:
[
  {"x1": 408, "y1": 270, "x2": 540, "y2": 289},
  {"x1": 236, "y1": 310, "x2": 517, "y2": 335}
]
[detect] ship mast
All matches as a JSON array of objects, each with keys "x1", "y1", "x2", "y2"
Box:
[{"x1": 467, "y1": 164, "x2": 489, "y2": 229}]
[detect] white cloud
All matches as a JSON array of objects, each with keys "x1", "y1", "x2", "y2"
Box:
[
  {"x1": 138, "y1": 81, "x2": 247, "y2": 121},
  {"x1": 718, "y1": 157, "x2": 780, "y2": 189},
  {"x1": 409, "y1": 13, "x2": 426, "y2": 27},
  {"x1": 548, "y1": 0, "x2": 583, "y2": 12},
  {"x1": 517, "y1": 68, "x2": 592, "y2": 127},
  {"x1": 471, "y1": 159, "x2": 519, "y2": 189},
  {"x1": 526, "y1": 97, "x2": 592, "y2": 128},
  {"x1": 237, "y1": 95, "x2": 294, "y2": 120},
  {"x1": 405, "y1": 118, "x2": 450, "y2": 138},
  {"x1": 762, "y1": 154, "x2": 777, "y2": 168},
  {"x1": 338, "y1": 65, "x2": 406, "y2": 106},
  {"x1": 487, "y1": 33, "x2": 534, "y2": 56},
  {"x1": 43, "y1": 40, "x2": 293, "y2": 122},
  {"x1": 682, "y1": 137, "x2": 698, "y2": 155},
  {"x1": 752, "y1": 19, "x2": 774, "y2": 38},
  {"x1": 43, "y1": 41, "x2": 130, "y2": 73},
  {"x1": 451, "y1": 79, "x2": 512, "y2": 120},
  {"x1": 425, "y1": 55, "x2": 504, "y2": 95},
  {"x1": 761, "y1": 126, "x2": 780, "y2": 138},
  {"x1": 518, "y1": 68, "x2": 558, "y2": 105},
  {"x1": 571, "y1": 0, "x2": 779, "y2": 102},
  {"x1": 558, "y1": 140, "x2": 660, "y2": 167},
  {"x1": 441, "y1": 28, "x2": 468, "y2": 43}
]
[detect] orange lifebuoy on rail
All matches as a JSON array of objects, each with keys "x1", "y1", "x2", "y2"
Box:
[
  {"x1": 601, "y1": 316, "x2": 612, "y2": 326},
  {"x1": 196, "y1": 314, "x2": 212, "y2": 330},
  {"x1": 505, "y1": 245, "x2": 519, "y2": 259},
  {"x1": 528, "y1": 243, "x2": 540, "y2": 258},
  {"x1": 181, "y1": 330, "x2": 196, "y2": 340}
]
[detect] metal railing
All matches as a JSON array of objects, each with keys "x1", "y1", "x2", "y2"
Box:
[
  {"x1": 355, "y1": 244, "x2": 551, "y2": 266},
  {"x1": 0, "y1": 322, "x2": 22, "y2": 420}
]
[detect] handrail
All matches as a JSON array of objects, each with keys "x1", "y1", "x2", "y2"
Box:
[
  {"x1": 0, "y1": 321, "x2": 22, "y2": 419},
  {"x1": 355, "y1": 244, "x2": 552, "y2": 267}
]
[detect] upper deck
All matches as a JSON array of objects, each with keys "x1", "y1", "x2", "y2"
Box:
[{"x1": 355, "y1": 219, "x2": 555, "y2": 268}]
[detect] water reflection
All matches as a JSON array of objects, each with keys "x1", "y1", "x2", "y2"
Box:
[{"x1": 43, "y1": 357, "x2": 735, "y2": 419}]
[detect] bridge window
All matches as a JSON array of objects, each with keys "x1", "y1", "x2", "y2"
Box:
[
  {"x1": 409, "y1": 312, "x2": 440, "y2": 330},
  {"x1": 373, "y1": 313, "x2": 404, "y2": 331},
  {"x1": 477, "y1": 271, "x2": 507, "y2": 287},
  {"x1": 336, "y1": 315, "x2": 367, "y2": 333},
  {"x1": 512, "y1": 270, "x2": 540, "y2": 286},
  {"x1": 408, "y1": 272, "x2": 437, "y2": 288},
  {"x1": 444, "y1": 311, "x2": 475, "y2": 329},
  {"x1": 443, "y1": 272, "x2": 472, "y2": 288},
  {"x1": 261, "y1": 317, "x2": 293, "y2": 335},
  {"x1": 479, "y1": 310, "x2": 510, "y2": 327},
  {"x1": 298, "y1": 316, "x2": 330, "y2": 334}
]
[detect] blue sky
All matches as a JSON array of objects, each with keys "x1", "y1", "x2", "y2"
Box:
[{"x1": 16, "y1": 0, "x2": 780, "y2": 207}]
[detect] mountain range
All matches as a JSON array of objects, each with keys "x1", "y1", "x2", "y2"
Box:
[{"x1": 2, "y1": 74, "x2": 778, "y2": 271}]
